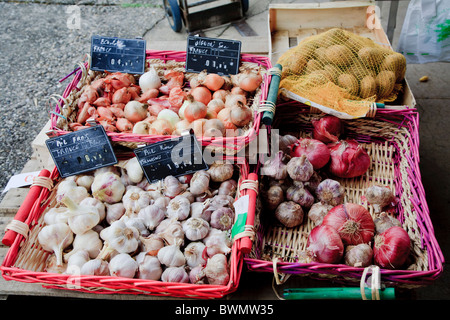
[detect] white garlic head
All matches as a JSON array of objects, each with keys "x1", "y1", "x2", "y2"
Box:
[
  {"x1": 138, "y1": 204, "x2": 166, "y2": 231},
  {"x1": 38, "y1": 223, "x2": 74, "y2": 267},
  {"x1": 182, "y1": 217, "x2": 210, "y2": 241},
  {"x1": 157, "y1": 242, "x2": 186, "y2": 267},
  {"x1": 80, "y1": 259, "x2": 110, "y2": 276},
  {"x1": 207, "y1": 162, "x2": 234, "y2": 182},
  {"x1": 161, "y1": 266, "x2": 189, "y2": 283},
  {"x1": 203, "y1": 253, "x2": 229, "y2": 285},
  {"x1": 203, "y1": 228, "x2": 232, "y2": 256},
  {"x1": 163, "y1": 175, "x2": 187, "y2": 198},
  {"x1": 136, "y1": 252, "x2": 162, "y2": 280},
  {"x1": 167, "y1": 195, "x2": 191, "y2": 221},
  {"x1": 102, "y1": 220, "x2": 139, "y2": 254},
  {"x1": 122, "y1": 186, "x2": 152, "y2": 215},
  {"x1": 105, "y1": 202, "x2": 126, "y2": 224},
  {"x1": 109, "y1": 253, "x2": 138, "y2": 278},
  {"x1": 184, "y1": 241, "x2": 207, "y2": 268},
  {"x1": 91, "y1": 171, "x2": 125, "y2": 204},
  {"x1": 43, "y1": 207, "x2": 69, "y2": 225},
  {"x1": 210, "y1": 207, "x2": 235, "y2": 231},
  {"x1": 189, "y1": 171, "x2": 211, "y2": 196}
]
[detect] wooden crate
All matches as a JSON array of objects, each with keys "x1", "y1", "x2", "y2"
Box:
[{"x1": 267, "y1": 1, "x2": 416, "y2": 109}]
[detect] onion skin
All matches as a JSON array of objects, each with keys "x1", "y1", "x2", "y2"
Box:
[
  {"x1": 291, "y1": 138, "x2": 330, "y2": 170},
  {"x1": 322, "y1": 203, "x2": 375, "y2": 245},
  {"x1": 312, "y1": 115, "x2": 342, "y2": 143},
  {"x1": 328, "y1": 139, "x2": 371, "y2": 178},
  {"x1": 307, "y1": 225, "x2": 344, "y2": 264},
  {"x1": 374, "y1": 226, "x2": 410, "y2": 269}
]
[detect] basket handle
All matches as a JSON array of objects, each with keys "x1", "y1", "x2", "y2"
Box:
[
  {"x1": 2, "y1": 169, "x2": 52, "y2": 246},
  {"x1": 238, "y1": 173, "x2": 258, "y2": 254},
  {"x1": 260, "y1": 64, "x2": 282, "y2": 126}
]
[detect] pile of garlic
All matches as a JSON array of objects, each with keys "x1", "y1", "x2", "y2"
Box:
[{"x1": 38, "y1": 158, "x2": 239, "y2": 285}]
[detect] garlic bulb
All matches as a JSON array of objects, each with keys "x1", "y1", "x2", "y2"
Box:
[
  {"x1": 161, "y1": 266, "x2": 189, "y2": 283},
  {"x1": 207, "y1": 162, "x2": 234, "y2": 182},
  {"x1": 189, "y1": 265, "x2": 206, "y2": 284},
  {"x1": 183, "y1": 217, "x2": 210, "y2": 241},
  {"x1": 374, "y1": 212, "x2": 402, "y2": 234},
  {"x1": 261, "y1": 151, "x2": 288, "y2": 180},
  {"x1": 38, "y1": 223, "x2": 74, "y2": 266},
  {"x1": 61, "y1": 196, "x2": 100, "y2": 235},
  {"x1": 365, "y1": 185, "x2": 395, "y2": 213},
  {"x1": 275, "y1": 201, "x2": 304, "y2": 228},
  {"x1": 64, "y1": 230, "x2": 102, "y2": 261},
  {"x1": 218, "y1": 179, "x2": 238, "y2": 197},
  {"x1": 121, "y1": 216, "x2": 150, "y2": 237},
  {"x1": 79, "y1": 197, "x2": 106, "y2": 221},
  {"x1": 153, "y1": 196, "x2": 170, "y2": 211},
  {"x1": 203, "y1": 228, "x2": 231, "y2": 256},
  {"x1": 140, "y1": 234, "x2": 165, "y2": 256},
  {"x1": 66, "y1": 249, "x2": 90, "y2": 274},
  {"x1": 189, "y1": 171, "x2": 211, "y2": 196},
  {"x1": 163, "y1": 175, "x2": 187, "y2": 198},
  {"x1": 109, "y1": 253, "x2": 138, "y2": 278},
  {"x1": 75, "y1": 174, "x2": 94, "y2": 191},
  {"x1": 344, "y1": 243, "x2": 373, "y2": 267},
  {"x1": 190, "y1": 201, "x2": 211, "y2": 222},
  {"x1": 203, "y1": 253, "x2": 229, "y2": 285},
  {"x1": 157, "y1": 242, "x2": 186, "y2": 267},
  {"x1": 56, "y1": 179, "x2": 89, "y2": 204},
  {"x1": 91, "y1": 171, "x2": 125, "y2": 204},
  {"x1": 138, "y1": 204, "x2": 165, "y2": 231},
  {"x1": 122, "y1": 157, "x2": 144, "y2": 184},
  {"x1": 287, "y1": 155, "x2": 314, "y2": 182},
  {"x1": 105, "y1": 202, "x2": 126, "y2": 224},
  {"x1": 167, "y1": 195, "x2": 191, "y2": 221},
  {"x1": 122, "y1": 186, "x2": 152, "y2": 216},
  {"x1": 308, "y1": 202, "x2": 333, "y2": 226},
  {"x1": 316, "y1": 179, "x2": 345, "y2": 206},
  {"x1": 210, "y1": 207, "x2": 235, "y2": 231},
  {"x1": 80, "y1": 259, "x2": 110, "y2": 276},
  {"x1": 286, "y1": 183, "x2": 315, "y2": 208},
  {"x1": 156, "y1": 218, "x2": 185, "y2": 246},
  {"x1": 264, "y1": 185, "x2": 284, "y2": 210},
  {"x1": 43, "y1": 207, "x2": 69, "y2": 225},
  {"x1": 184, "y1": 241, "x2": 207, "y2": 268},
  {"x1": 135, "y1": 252, "x2": 162, "y2": 280},
  {"x1": 100, "y1": 220, "x2": 139, "y2": 256}
]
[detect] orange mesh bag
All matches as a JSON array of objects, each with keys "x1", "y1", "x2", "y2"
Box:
[{"x1": 277, "y1": 28, "x2": 406, "y2": 119}]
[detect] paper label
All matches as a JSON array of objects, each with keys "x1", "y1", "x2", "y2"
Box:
[
  {"x1": 231, "y1": 194, "x2": 250, "y2": 239},
  {"x1": 2, "y1": 171, "x2": 41, "y2": 193}
]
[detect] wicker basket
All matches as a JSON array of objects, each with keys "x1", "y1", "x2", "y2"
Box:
[
  {"x1": 1, "y1": 157, "x2": 259, "y2": 299},
  {"x1": 50, "y1": 50, "x2": 272, "y2": 154},
  {"x1": 244, "y1": 101, "x2": 444, "y2": 289}
]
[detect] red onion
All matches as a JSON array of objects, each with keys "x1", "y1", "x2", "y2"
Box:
[
  {"x1": 306, "y1": 225, "x2": 344, "y2": 264},
  {"x1": 290, "y1": 138, "x2": 330, "y2": 169},
  {"x1": 322, "y1": 203, "x2": 375, "y2": 245},
  {"x1": 374, "y1": 226, "x2": 410, "y2": 269},
  {"x1": 312, "y1": 115, "x2": 343, "y2": 143},
  {"x1": 328, "y1": 139, "x2": 371, "y2": 178}
]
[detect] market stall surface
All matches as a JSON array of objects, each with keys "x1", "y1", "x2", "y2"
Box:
[{"x1": 0, "y1": 0, "x2": 449, "y2": 301}]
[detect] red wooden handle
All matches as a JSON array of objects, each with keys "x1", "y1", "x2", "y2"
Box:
[
  {"x1": 2, "y1": 169, "x2": 51, "y2": 246},
  {"x1": 240, "y1": 173, "x2": 258, "y2": 254}
]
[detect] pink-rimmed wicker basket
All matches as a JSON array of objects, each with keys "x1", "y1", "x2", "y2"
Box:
[
  {"x1": 244, "y1": 101, "x2": 444, "y2": 289},
  {"x1": 50, "y1": 50, "x2": 272, "y2": 154},
  {"x1": 1, "y1": 157, "x2": 259, "y2": 299}
]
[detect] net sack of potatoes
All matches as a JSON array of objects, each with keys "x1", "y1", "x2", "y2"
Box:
[{"x1": 277, "y1": 28, "x2": 406, "y2": 118}]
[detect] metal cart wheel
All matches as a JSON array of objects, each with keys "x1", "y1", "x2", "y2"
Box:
[{"x1": 163, "y1": 0, "x2": 183, "y2": 32}]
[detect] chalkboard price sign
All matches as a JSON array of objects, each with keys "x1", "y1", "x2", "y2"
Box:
[
  {"x1": 90, "y1": 35, "x2": 146, "y2": 74},
  {"x1": 46, "y1": 126, "x2": 118, "y2": 178},
  {"x1": 186, "y1": 35, "x2": 241, "y2": 75},
  {"x1": 134, "y1": 131, "x2": 208, "y2": 183}
]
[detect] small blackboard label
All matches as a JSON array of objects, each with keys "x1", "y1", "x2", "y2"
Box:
[
  {"x1": 134, "y1": 132, "x2": 208, "y2": 183},
  {"x1": 46, "y1": 126, "x2": 118, "y2": 178},
  {"x1": 186, "y1": 35, "x2": 241, "y2": 75},
  {"x1": 90, "y1": 35, "x2": 146, "y2": 74}
]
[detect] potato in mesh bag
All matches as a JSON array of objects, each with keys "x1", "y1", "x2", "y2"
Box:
[{"x1": 277, "y1": 28, "x2": 407, "y2": 117}]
